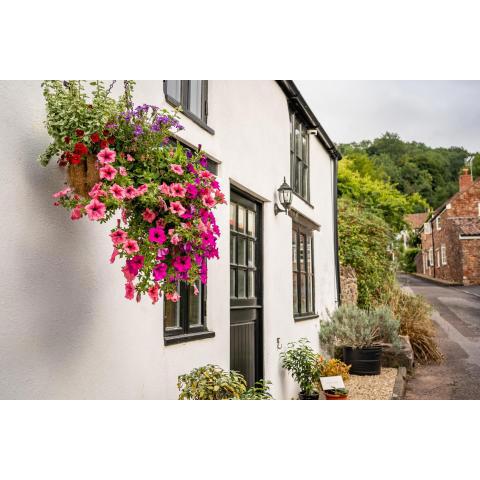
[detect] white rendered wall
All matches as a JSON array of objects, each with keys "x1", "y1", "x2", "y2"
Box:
[{"x1": 0, "y1": 81, "x2": 337, "y2": 399}]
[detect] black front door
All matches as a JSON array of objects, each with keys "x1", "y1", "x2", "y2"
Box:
[{"x1": 229, "y1": 189, "x2": 263, "y2": 386}]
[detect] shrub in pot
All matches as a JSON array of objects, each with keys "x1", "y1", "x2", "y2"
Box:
[
  {"x1": 319, "y1": 305, "x2": 400, "y2": 376},
  {"x1": 316, "y1": 356, "x2": 351, "y2": 381},
  {"x1": 280, "y1": 339, "x2": 320, "y2": 399}
]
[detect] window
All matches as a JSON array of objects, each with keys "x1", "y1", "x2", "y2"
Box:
[
  {"x1": 424, "y1": 222, "x2": 432, "y2": 234},
  {"x1": 164, "y1": 282, "x2": 214, "y2": 344},
  {"x1": 164, "y1": 80, "x2": 212, "y2": 133},
  {"x1": 290, "y1": 112, "x2": 310, "y2": 201},
  {"x1": 428, "y1": 248, "x2": 434, "y2": 267},
  {"x1": 436, "y1": 216, "x2": 441, "y2": 231},
  {"x1": 292, "y1": 223, "x2": 315, "y2": 319},
  {"x1": 436, "y1": 249, "x2": 441, "y2": 268},
  {"x1": 441, "y1": 244, "x2": 447, "y2": 266}
]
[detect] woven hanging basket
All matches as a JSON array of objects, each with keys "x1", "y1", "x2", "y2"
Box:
[{"x1": 67, "y1": 154, "x2": 100, "y2": 197}]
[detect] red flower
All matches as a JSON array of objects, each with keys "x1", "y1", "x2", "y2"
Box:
[
  {"x1": 100, "y1": 140, "x2": 108, "y2": 149},
  {"x1": 102, "y1": 129, "x2": 109, "y2": 137},
  {"x1": 70, "y1": 153, "x2": 82, "y2": 165},
  {"x1": 74, "y1": 142, "x2": 89, "y2": 156},
  {"x1": 64, "y1": 136, "x2": 71, "y2": 144},
  {"x1": 75, "y1": 129, "x2": 84, "y2": 137},
  {"x1": 107, "y1": 136, "x2": 115, "y2": 145},
  {"x1": 90, "y1": 132, "x2": 100, "y2": 143}
]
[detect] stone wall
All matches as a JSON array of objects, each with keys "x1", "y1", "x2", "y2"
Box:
[{"x1": 340, "y1": 265, "x2": 358, "y2": 305}]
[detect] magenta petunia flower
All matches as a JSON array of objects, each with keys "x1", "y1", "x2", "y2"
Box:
[
  {"x1": 110, "y1": 228, "x2": 128, "y2": 245},
  {"x1": 173, "y1": 255, "x2": 191, "y2": 273},
  {"x1": 142, "y1": 208, "x2": 156, "y2": 223},
  {"x1": 170, "y1": 164, "x2": 184, "y2": 175},
  {"x1": 152, "y1": 262, "x2": 168, "y2": 281},
  {"x1": 99, "y1": 164, "x2": 117, "y2": 181},
  {"x1": 126, "y1": 255, "x2": 144, "y2": 276},
  {"x1": 97, "y1": 147, "x2": 116, "y2": 164},
  {"x1": 52, "y1": 187, "x2": 72, "y2": 198},
  {"x1": 185, "y1": 184, "x2": 198, "y2": 198},
  {"x1": 124, "y1": 239, "x2": 139, "y2": 254},
  {"x1": 125, "y1": 282, "x2": 135, "y2": 300},
  {"x1": 157, "y1": 247, "x2": 169, "y2": 260},
  {"x1": 149, "y1": 226, "x2": 166, "y2": 244},
  {"x1": 169, "y1": 201, "x2": 186, "y2": 217},
  {"x1": 85, "y1": 198, "x2": 106, "y2": 221},
  {"x1": 170, "y1": 183, "x2": 186, "y2": 198},
  {"x1": 109, "y1": 184, "x2": 126, "y2": 200}
]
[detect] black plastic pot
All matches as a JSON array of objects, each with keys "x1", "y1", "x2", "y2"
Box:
[
  {"x1": 298, "y1": 391, "x2": 320, "y2": 400},
  {"x1": 343, "y1": 345, "x2": 382, "y2": 375}
]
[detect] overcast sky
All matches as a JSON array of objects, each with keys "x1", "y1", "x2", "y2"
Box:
[{"x1": 295, "y1": 81, "x2": 480, "y2": 153}]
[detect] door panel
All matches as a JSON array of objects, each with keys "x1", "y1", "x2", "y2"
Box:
[{"x1": 230, "y1": 189, "x2": 262, "y2": 386}]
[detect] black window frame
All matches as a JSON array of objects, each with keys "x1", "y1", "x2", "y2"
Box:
[
  {"x1": 292, "y1": 221, "x2": 316, "y2": 321},
  {"x1": 290, "y1": 110, "x2": 310, "y2": 203},
  {"x1": 163, "y1": 282, "x2": 215, "y2": 345},
  {"x1": 163, "y1": 80, "x2": 214, "y2": 135}
]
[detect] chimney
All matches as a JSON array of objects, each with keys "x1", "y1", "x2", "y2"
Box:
[{"x1": 459, "y1": 168, "x2": 473, "y2": 192}]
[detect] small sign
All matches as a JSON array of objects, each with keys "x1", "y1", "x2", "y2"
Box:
[{"x1": 320, "y1": 376, "x2": 345, "y2": 391}]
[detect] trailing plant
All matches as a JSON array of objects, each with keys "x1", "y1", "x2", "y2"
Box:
[
  {"x1": 319, "y1": 304, "x2": 400, "y2": 349},
  {"x1": 325, "y1": 387, "x2": 348, "y2": 396},
  {"x1": 41, "y1": 80, "x2": 225, "y2": 303},
  {"x1": 379, "y1": 287, "x2": 442, "y2": 363},
  {"x1": 316, "y1": 356, "x2": 350, "y2": 381},
  {"x1": 280, "y1": 339, "x2": 320, "y2": 396},
  {"x1": 177, "y1": 365, "x2": 247, "y2": 400}
]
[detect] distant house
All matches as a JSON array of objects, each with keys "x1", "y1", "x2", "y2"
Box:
[
  {"x1": 417, "y1": 168, "x2": 480, "y2": 285},
  {"x1": 399, "y1": 212, "x2": 429, "y2": 248}
]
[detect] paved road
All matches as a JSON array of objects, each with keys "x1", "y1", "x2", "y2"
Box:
[{"x1": 397, "y1": 273, "x2": 480, "y2": 399}]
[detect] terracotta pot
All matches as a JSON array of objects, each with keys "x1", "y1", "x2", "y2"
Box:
[
  {"x1": 67, "y1": 154, "x2": 100, "y2": 197},
  {"x1": 324, "y1": 392, "x2": 348, "y2": 400}
]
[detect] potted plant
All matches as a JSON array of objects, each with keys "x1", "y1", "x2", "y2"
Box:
[
  {"x1": 324, "y1": 387, "x2": 349, "y2": 400},
  {"x1": 316, "y1": 356, "x2": 351, "y2": 381},
  {"x1": 319, "y1": 305, "x2": 400, "y2": 376},
  {"x1": 280, "y1": 339, "x2": 320, "y2": 399}
]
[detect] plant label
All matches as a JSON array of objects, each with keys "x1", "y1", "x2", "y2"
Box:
[{"x1": 320, "y1": 376, "x2": 345, "y2": 391}]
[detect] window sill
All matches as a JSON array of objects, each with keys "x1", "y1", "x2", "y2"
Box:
[
  {"x1": 165, "y1": 95, "x2": 215, "y2": 135},
  {"x1": 293, "y1": 191, "x2": 314, "y2": 209},
  {"x1": 294, "y1": 313, "x2": 319, "y2": 322},
  {"x1": 164, "y1": 330, "x2": 215, "y2": 346}
]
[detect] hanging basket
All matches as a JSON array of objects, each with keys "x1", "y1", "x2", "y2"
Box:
[{"x1": 67, "y1": 154, "x2": 100, "y2": 197}]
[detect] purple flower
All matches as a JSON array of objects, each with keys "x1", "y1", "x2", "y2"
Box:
[
  {"x1": 153, "y1": 263, "x2": 168, "y2": 281},
  {"x1": 186, "y1": 163, "x2": 196, "y2": 174},
  {"x1": 157, "y1": 247, "x2": 169, "y2": 260},
  {"x1": 134, "y1": 124, "x2": 144, "y2": 137},
  {"x1": 186, "y1": 184, "x2": 198, "y2": 198},
  {"x1": 199, "y1": 155, "x2": 208, "y2": 168},
  {"x1": 186, "y1": 150, "x2": 192, "y2": 159}
]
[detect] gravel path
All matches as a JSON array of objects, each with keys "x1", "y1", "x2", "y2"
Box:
[{"x1": 343, "y1": 368, "x2": 397, "y2": 400}]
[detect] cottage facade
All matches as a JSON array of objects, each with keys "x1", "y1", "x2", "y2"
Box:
[
  {"x1": 0, "y1": 80, "x2": 340, "y2": 399},
  {"x1": 417, "y1": 169, "x2": 480, "y2": 285}
]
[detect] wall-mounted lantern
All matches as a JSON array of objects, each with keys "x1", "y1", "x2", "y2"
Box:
[{"x1": 274, "y1": 177, "x2": 293, "y2": 215}]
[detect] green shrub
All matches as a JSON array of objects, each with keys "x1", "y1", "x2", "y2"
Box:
[
  {"x1": 240, "y1": 380, "x2": 273, "y2": 400},
  {"x1": 319, "y1": 304, "x2": 400, "y2": 349},
  {"x1": 399, "y1": 247, "x2": 420, "y2": 273}
]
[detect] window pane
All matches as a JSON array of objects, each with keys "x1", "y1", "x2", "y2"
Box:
[
  {"x1": 290, "y1": 116, "x2": 294, "y2": 153},
  {"x1": 302, "y1": 165, "x2": 309, "y2": 199},
  {"x1": 293, "y1": 274, "x2": 298, "y2": 314},
  {"x1": 302, "y1": 134, "x2": 308, "y2": 164},
  {"x1": 248, "y1": 240, "x2": 255, "y2": 267},
  {"x1": 230, "y1": 268, "x2": 236, "y2": 297},
  {"x1": 247, "y1": 210, "x2": 255, "y2": 237},
  {"x1": 237, "y1": 206, "x2": 246, "y2": 233},
  {"x1": 238, "y1": 270, "x2": 246, "y2": 298},
  {"x1": 238, "y1": 238, "x2": 247, "y2": 266},
  {"x1": 307, "y1": 276, "x2": 313, "y2": 313},
  {"x1": 296, "y1": 159, "x2": 302, "y2": 194},
  {"x1": 248, "y1": 270, "x2": 255, "y2": 298},
  {"x1": 164, "y1": 299, "x2": 180, "y2": 330},
  {"x1": 295, "y1": 121, "x2": 302, "y2": 160},
  {"x1": 230, "y1": 203, "x2": 236, "y2": 230},
  {"x1": 166, "y1": 80, "x2": 181, "y2": 102},
  {"x1": 306, "y1": 236, "x2": 312, "y2": 273},
  {"x1": 299, "y1": 234, "x2": 305, "y2": 272},
  {"x1": 300, "y1": 274, "x2": 306, "y2": 313},
  {"x1": 188, "y1": 80, "x2": 203, "y2": 118},
  {"x1": 188, "y1": 283, "x2": 202, "y2": 327},
  {"x1": 230, "y1": 235, "x2": 236, "y2": 264},
  {"x1": 292, "y1": 231, "x2": 297, "y2": 271}
]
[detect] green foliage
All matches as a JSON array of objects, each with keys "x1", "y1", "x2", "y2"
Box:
[
  {"x1": 240, "y1": 380, "x2": 273, "y2": 400},
  {"x1": 178, "y1": 364, "x2": 247, "y2": 400},
  {"x1": 319, "y1": 304, "x2": 400, "y2": 349},
  {"x1": 472, "y1": 153, "x2": 480, "y2": 179},
  {"x1": 338, "y1": 198, "x2": 395, "y2": 308},
  {"x1": 280, "y1": 338, "x2": 320, "y2": 396},
  {"x1": 399, "y1": 247, "x2": 420, "y2": 273}
]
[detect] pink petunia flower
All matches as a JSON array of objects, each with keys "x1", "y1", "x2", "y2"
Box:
[
  {"x1": 99, "y1": 164, "x2": 117, "y2": 181},
  {"x1": 125, "y1": 282, "x2": 135, "y2": 300},
  {"x1": 52, "y1": 187, "x2": 72, "y2": 198},
  {"x1": 166, "y1": 291, "x2": 181, "y2": 302},
  {"x1": 170, "y1": 164, "x2": 184, "y2": 175},
  {"x1": 170, "y1": 183, "x2": 186, "y2": 198},
  {"x1": 193, "y1": 284, "x2": 199, "y2": 296},
  {"x1": 152, "y1": 263, "x2": 168, "y2": 281},
  {"x1": 110, "y1": 228, "x2": 128, "y2": 245},
  {"x1": 136, "y1": 184, "x2": 149, "y2": 196},
  {"x1": 118, "y1": 166, "x2": 128, "y2": 177},
  {"x1": 126, "y1": 154, "x2": 134, "y2": 162},
  {"x1": 89, "y1": 182, "x2": 107, "y2": 199},
  {"x1": 159, "y1": 183, "x2": 171, "y2": 196},
  {"x1": 97, "y1": 147, "x2": 116, "y2": 164},
  {"x1": 124, "y1": 185, "x2": 137, "y2": 199},
  {"x1": 142, "y1": 208, "x2": 156, "y2": 223},
  {"x1": 124, "y1": 239, "x2": 139, "y2": 254},
  {"x1": 157, "y1": 247, "x2": 169, "y2": 260},
  {"x1": 110, "y1": 248, "x2": 119, "y2": 264},
  {"x1": 85, "y1": 198, "x2": 106, "y2": 221},
  {"x1": 109, "y1": 184, "x2": 126, "y2": 200},
  {"x1": 149, "y1": 226, "x2": 166, "y2": 244},
  {"x1": 121, "y1": 209, "x2": 128, "y2": 224},
  {"x1": 202, "y1": 194, "x2": 216, "y2": 208},
  {"x1": 70, "y1": 205, "x2": 83, "y2": 220},
  {"x1": 170, "y1": 234, "x2": 181, "y2": 245},
  {"x1": 122, "y1": 265, "x2": 136, "y2": 282},
  {"x1": 148, "y1": 284, "x2": 160, "y2": 304},
  {"x1": 199, "y1": 170, "x2": 212, "y2": 179},
  {"x1": 170, "y1": 201, "x2": 186, "y2": 216},
  {"x1": 158, "y1": 197, "x2": 168, "y2": 211}
]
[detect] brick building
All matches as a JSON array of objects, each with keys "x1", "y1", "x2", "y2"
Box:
[{"x1": 417, "y1": 168, "x2": 480, "y2": 285}]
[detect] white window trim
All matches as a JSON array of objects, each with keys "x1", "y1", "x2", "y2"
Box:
[
  {"x1": 424, "y1": 222, "x2": 432, "y2": 234},
  {"x1": 428, "y1": 248, "x2": 434, "y2": 267},
  {"x1": 436, "y1": 216, "x2": 441, "y2": 231},
  {"x1": 441, "y1": 244, "x2": 447, "y2": 266},
  {"x1": 436, "y1": 249, "x2": 441, "y2": 268}
]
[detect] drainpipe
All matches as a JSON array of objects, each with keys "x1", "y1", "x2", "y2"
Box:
[
  {"x1": 331, "y1": 150, "x2": 341, "y2": 306},
  {"x1": 431, "y1": 220, "x2": 436, "y2": 278}
]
